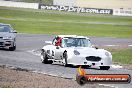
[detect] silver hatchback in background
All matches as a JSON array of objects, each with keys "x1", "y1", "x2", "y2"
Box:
[{"x1": 0, "y1": 23, "x2": 17, "y2": 51}]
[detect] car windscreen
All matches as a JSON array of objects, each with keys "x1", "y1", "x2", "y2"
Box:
[
  {"x1": 62, "y1": 38, "x2": 91, "y2": 47},
  {"x1": 0, "y1": 25, "x2": 12, "y2": 32}
]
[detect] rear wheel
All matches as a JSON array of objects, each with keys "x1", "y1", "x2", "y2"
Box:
[
  {"x1": 100, "y1": 66, "x2": 110, "y2": 70},
  {"x1": 41, "y1": 49, "x2": 53, "y2": 64}
]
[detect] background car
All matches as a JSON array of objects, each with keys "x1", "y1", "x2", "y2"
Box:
[
  {"x1": 41, "y1": 35, "x2": 112, "y2": 70},
  {"x1": 0, "y1": 23, "x2": 17, "y2": 51}
]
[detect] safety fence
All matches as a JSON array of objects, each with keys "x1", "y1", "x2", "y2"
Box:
[
  {"x1": 0, "y1": 1, "x2": 38, "y2": 9},
  {"x1": 0, "y1": 1, "x2": 132, "y2": 16},
  {"x1": 39, "y1": 4, "x2": 113, "y2": 15}
]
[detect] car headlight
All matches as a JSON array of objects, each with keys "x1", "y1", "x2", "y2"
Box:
[
  {"x1": 74, "y1": 50, "x2": 80, "y2": 55},
  {"x1": 105, "y1": 52, "x2": 110, "y2": 57},
  {"x1": 3, "y1": 36, "x2": 13, "y2": 40}
]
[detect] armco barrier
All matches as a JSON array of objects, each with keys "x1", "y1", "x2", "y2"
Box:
[
  {"x1": 38, "y1": 4, "x2": 113, "y2": 15},
  {"x1": 0, "y1": 1, "x2": 38, "y2": 9},
  {"x1": 113, "y1": 9, "x2": 132, "y2": 16}
]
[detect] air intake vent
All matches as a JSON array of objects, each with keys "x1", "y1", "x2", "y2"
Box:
[{"x1": 86, "y1": 56, "x2": 101, "y2": 61}]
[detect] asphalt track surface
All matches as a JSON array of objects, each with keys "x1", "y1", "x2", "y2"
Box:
[{"x1": 0, "y1": 34, "x2": 132, "y2": 88}]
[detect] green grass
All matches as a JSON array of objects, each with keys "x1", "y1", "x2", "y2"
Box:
[
  {"x1": 0, "y1": 7, "x2": 132, "y2": 38},
  {"x1": 110, "y1": 49, "x2": 132, "y2": 65},
  {"x1": 1, "y1": 85, "x2": 13, "y2": 88}
]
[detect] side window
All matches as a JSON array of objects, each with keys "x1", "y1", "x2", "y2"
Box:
[
  {"x1": 88, "y1": 39, "x2": 92, "y2": 47},
  {"x1": 66, "y1": 38, "x2": 74, "y2": 47}
]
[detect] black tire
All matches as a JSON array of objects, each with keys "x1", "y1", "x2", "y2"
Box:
[
  {"x1": 41, "y1": 49, "x2": 53, "y2": 64},
  {"x1": 100, "y1": 66, "x2": 110, "y2": 70},
  {"x1": 63, "y1": 51, "x2": 68, "y2": 67},
  {"x1": 76, "y1": 75, "x2": 87, "y2": 85},
  {"x1": 9, "y1": 45, "x2": 16, "y2": 51}
]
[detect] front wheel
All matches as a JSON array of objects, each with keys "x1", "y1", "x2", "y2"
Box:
[
  {"x1": 9, "y1": 43, "x2": 16, "y2": 51},
  {"x1": 100, "y1": 66, "x2": 110, "y2": 70}
]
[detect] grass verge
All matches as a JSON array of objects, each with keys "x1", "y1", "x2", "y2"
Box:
[
  {"x1": 109, "y1": 49, "x2": 132, "y2": 65},
  {"x1": 1, "y1": 85, "x2": 12, "y2": 88},
  {"x1": 0, "y1": 7, "x2": 132, "y2": 38}
]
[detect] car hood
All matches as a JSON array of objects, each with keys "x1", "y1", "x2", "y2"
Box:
[
  {"x1": 66, "y1": 47, "x2": 111, "y2": 57},
  {"x1": 0, "y1": 32, "x2": 15, "y2": 38}
]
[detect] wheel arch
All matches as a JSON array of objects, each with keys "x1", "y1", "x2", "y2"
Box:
[{"x1": 63, "y1": 50, "x2": 67, "y2": 57}]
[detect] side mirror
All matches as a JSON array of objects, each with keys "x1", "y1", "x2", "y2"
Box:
[
  {"x1": 92, "y1": 45, "x2": 98, "y2": 49},
  {"x1": 95, "y1": 46, "x2": 98, "y2": 49},
  {"x1": 12, "y1": 30, "x2": 17, "y2": 33}
]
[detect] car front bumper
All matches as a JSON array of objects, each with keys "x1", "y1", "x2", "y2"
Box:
[
  {"x1": 67, "y1": 55, "x2": 112, "y2": 66},
  {"x1": 0, "y1": 39, "x2": 14, "y2": 48}
]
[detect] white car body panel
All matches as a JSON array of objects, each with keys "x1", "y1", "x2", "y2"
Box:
[{"x1": 42, "y1": 45, "x2": 112, "y2": 66}]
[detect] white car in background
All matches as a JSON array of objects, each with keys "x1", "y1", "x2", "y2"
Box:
[
  {"x1": 41, "y1": 35, "x2": 112, "y2": 70},
  {"x1": 0, "y1": 23, "x2": 17, "y2": 51}
]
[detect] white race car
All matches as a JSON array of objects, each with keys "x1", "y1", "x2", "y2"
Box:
[{"x1": 41, "y1": 35, "x2": 112, "y2": 70}]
